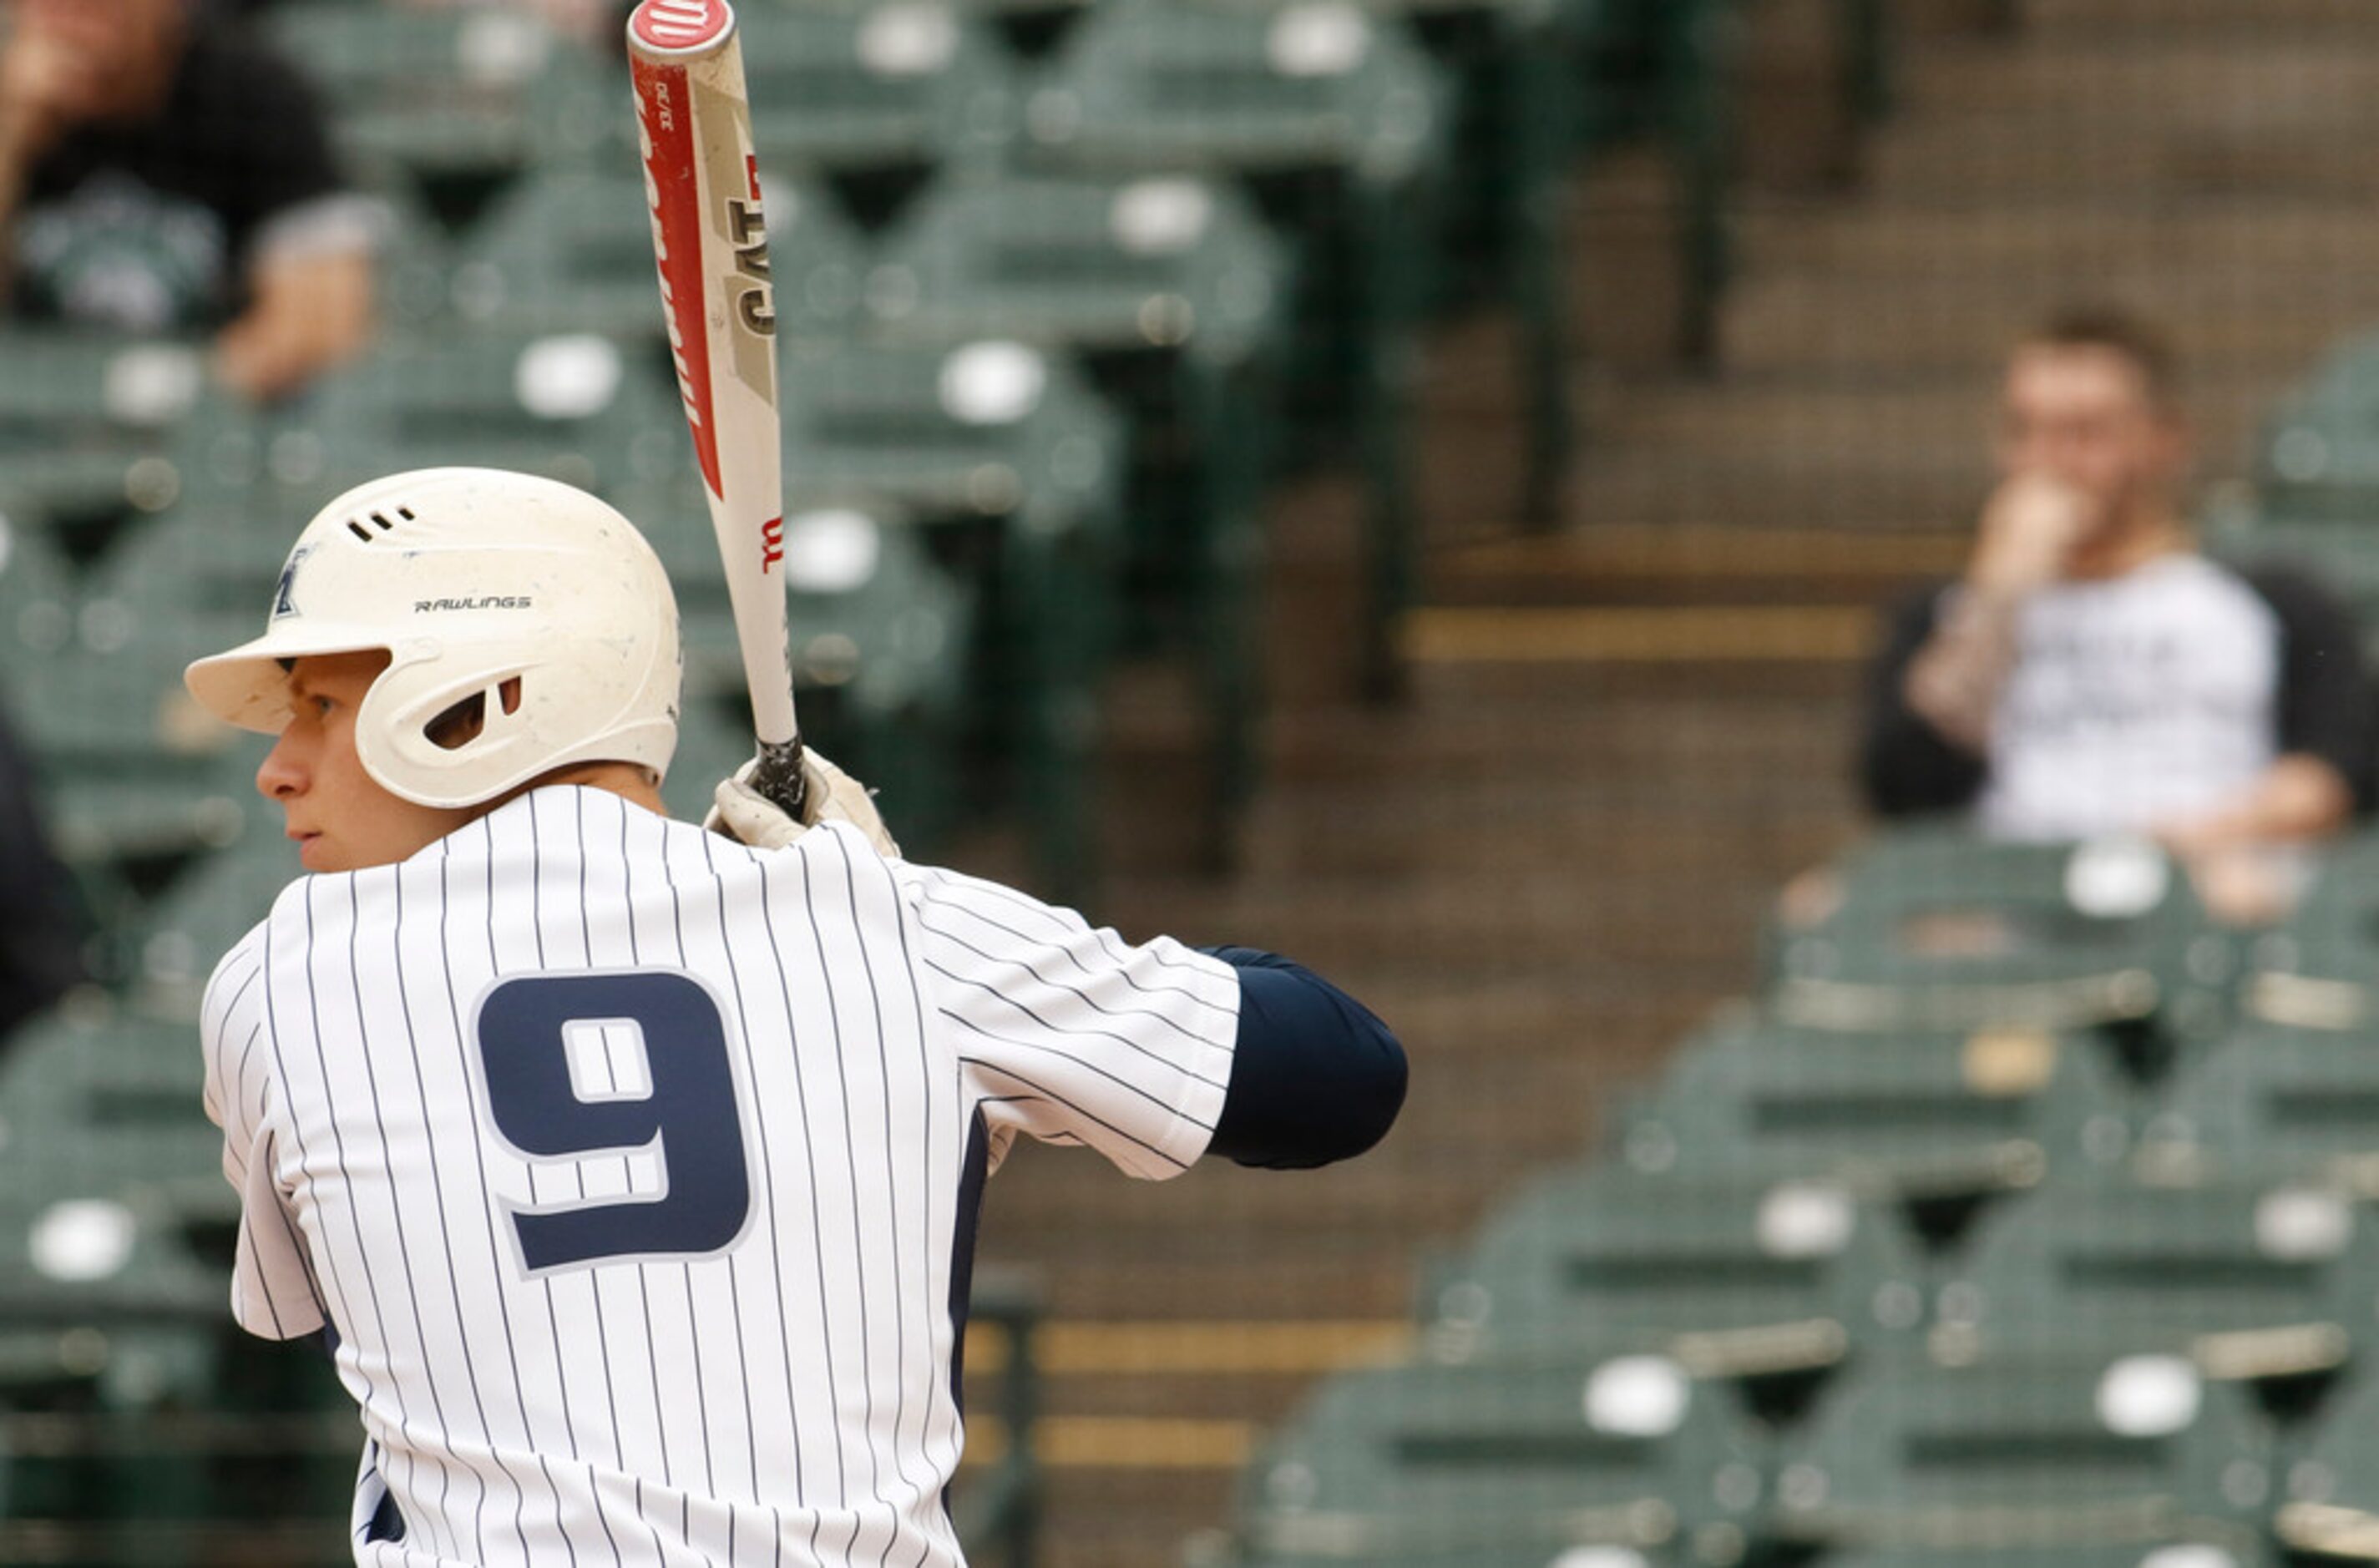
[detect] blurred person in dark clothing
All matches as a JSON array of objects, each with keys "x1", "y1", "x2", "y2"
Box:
[
  {"x1": 0, "y1": 695, "x2": 83, "y2": 1050},
  {"x1": 0, "y1": 0, "x2": 376, "y2": 398},
  {"x1": 1860, "y1": 308, "x2": 2374, "y2": 923}
]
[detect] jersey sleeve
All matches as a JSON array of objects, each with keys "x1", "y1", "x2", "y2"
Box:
[
  {"x1": 1858, "y1": 582, "x2": 1991, "y2": 819},
  {"x1": 195, "y1": 27, "x2": 352, "y2": 250},
  {"x1": 904, "y1": 862, "x2": 1240, "y2": 1180},
  {"x1": 200, "y1": 928, "x2": 326, "y2": 1341},
  {"x1": 2243, "y1": 563, "x2": 2378, "y2": 812}
]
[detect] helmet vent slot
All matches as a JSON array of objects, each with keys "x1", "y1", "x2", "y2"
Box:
[{"x1": 345, "y1": 509, "x2": 407, "y2": 544}]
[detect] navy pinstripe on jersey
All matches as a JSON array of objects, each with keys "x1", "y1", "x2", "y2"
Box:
[{"x1": 200, "y1": 787, "x2": 1240, "y2": 1567}]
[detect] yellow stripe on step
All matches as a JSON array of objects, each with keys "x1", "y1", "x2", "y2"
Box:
[
  {"x1": 964, "y1": 1416, "x2": 1257, "y2": 1470},
  {"x1": 1402, "y1": 604, "x2": 1879, "y2": 663},
  {"x1": 964, "y1": 1319, "x2": 1412, "y2": 1375}
]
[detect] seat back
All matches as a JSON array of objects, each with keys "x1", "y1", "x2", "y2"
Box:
[
  {"x1": 1776, "y1": 1351, "x2": 2274, "y2": 1548},
  {"x1": 869, "y1": 169, "x2": 1292, "y2": 363},
  {"x1": 1619, "y1": 1015, "x2": 2133, "y2": 1194},
  {"x1": 1239, "y1": 1357, "x2": 1767, "y2": 1564},
  {"x1": 1023, "y1": 0, "x2": 1448, "y2": 181},
  {"x1": 1428, "y1": 1167, "x2": 1927, "y2": 1363}
]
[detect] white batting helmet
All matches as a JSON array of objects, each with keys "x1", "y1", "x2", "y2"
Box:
[{"x1": 185, "y1": 468, "x2": 682, "y2": 809}]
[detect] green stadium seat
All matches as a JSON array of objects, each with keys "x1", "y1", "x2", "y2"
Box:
[
  {"x1": 451, "y1": 166, "x2": 872, "y2": 346},
  {"x1": 1927, "y1": 1179, "x2": 2371, "y2": 1388},
  {"x1": 267, "y1": 3, "x2": 606, "y2": 230},
  {"x1": 269, "y1": 331, "x2": 696, "y2": 506},
  {"x1": 738, "y1": 4, "x2": 1022, "y2": 195},
  {"x1": 0, "y1": 1008, "x2": 225, "y2": 1231},
  {"x1": 0, "y1": 518, "x2": 264, "y2": 964},
  {"x1": 2251, "y1": 331, "x2": 2379, "y2": 523},
  {"x1": 1818, "y1": 1545, "x2": 2273, "y2": 1568},
  {"x1": 869, "y1": 168, "x2": 1293, "y2": 860},
  {"x1": 124, "y1": 837, "x2": 300, "y2": 1024},
  {"x1": 1422, "y1": 1167, "x2": 1926, "y2": 1395},
  {"x1": 2233, "y1": 831, "x2": 2379, "y2": 1032},
  {"x1": 782, "y1": 336, "x2": 1126, "y2": 541},
  {"x1": 25, "y1": 517, "x2": 288, "y2": 942},
  {"x1": 0, "y1": 329, "x2": 207, "y2": 551},
  {"x1": 14, "y1": 527, "x2": 249, "y2": 763},
  {"x1": 2136, "y1": 1022, "x2": 2379, "y2": 1187},
  {"x1": 869, "y1": 169, "x2": 1293, "y2": 365},
  {"x1": 1237, "y1": 1357, "x2": 1769, "y2": 1567},
  {"x1": 1614, "y1": 1012, "x2": 2135, "y2": 1201},
  {"x1": 2274, "y1": 1368, "x2": 2379, "y2": 1560},
  {"x1": 1764, "y1": 827, "x2": 2234, "y2": 1082},
  {"x1": 1018, "y1": 0, "x2": 1452, "y2": 689},
  {"x1": 0, "y1": 999, "x2": 225, "y2": 1409},
  {"x1": 0, "y1": 521, "x2": 78, "y2": 672},
  {"x1": 1770, "y1": 1348, "x2": 2275, "y2": 1554},
  {"x1": 0, "y1": 1161, "x2": 232, "y2": 1567}
]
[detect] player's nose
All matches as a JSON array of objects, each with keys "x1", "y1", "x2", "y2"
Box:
[{"x1": 256, "y1": 736, "x2": 306, "y2": 801}]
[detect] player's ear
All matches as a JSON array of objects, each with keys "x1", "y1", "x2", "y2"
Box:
[{"x1": 425, "y1": 692, "x2": 487, "y2": 751}]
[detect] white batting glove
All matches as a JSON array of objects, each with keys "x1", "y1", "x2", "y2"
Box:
[{"x1": 704, "y1": 750, "x2": 902, "y2": 859}]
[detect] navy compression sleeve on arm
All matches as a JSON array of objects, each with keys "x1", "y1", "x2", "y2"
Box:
[{"x1": 1200, "y1": 946, "x2": 1406, "y2": 1170}]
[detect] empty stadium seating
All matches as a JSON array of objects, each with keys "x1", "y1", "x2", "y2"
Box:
[
  {"x1": 1764, "y1": 827, "x2": 2235, "y2": 1081},
  {"x1": 1420, "y1": 1164, "x2": 1926, "y2": 1404},
  {"x1": 1770, "y1": 1349, "x2": 2273, "y2": 1556},
  {"x1": 1613, "y1": 1010, "x2": 2134, "y2": 1200},
  {"x1": 1926, "y1": 1178, "x2": 2370, "y2": 1395},
  {"x1": 2137, "y1": 1019, "x2": 2379, "y2": 1187},
  {"x1": 1239, "y1": 1357, "x2": 1769, "y2": 1568},
  {"x1": 1236, "y1": 820, "x2": 2379, "y2": 1566}
]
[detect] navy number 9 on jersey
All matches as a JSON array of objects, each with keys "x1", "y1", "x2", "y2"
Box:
[{"x1": 474, "y1": 971, "x2": 752, "y2": 1272}]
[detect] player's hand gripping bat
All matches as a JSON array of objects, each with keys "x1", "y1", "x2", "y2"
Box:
[{"x1": 627, "y1": 0, "x2": 808, "y2": 819}]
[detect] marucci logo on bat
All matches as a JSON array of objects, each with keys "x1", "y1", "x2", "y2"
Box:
[
  {"x1": 633, "y1": 0, "x2": 728, "y2": 49},
  {"x1": 415, "y1": 596, "x2": 534, "y2": 613},
  {"x1": 761, "y1": 517, "x2": 783, "y2": 574}
]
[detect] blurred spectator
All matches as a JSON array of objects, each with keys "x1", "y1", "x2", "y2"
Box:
[
  {"x1": 0, "y1": 0, "x2": 376, "y2": 399},
  {"x1": 1860, "y1": 307, "x2": 2375, "y2": 922},
  {"x1": 0, "y1": 695, "x2": 83, "y2": 1053}
]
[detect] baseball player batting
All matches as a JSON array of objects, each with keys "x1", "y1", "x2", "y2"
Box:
[{"x1": 183, "y1": 468, "x2": 1407, "y2": 1565}]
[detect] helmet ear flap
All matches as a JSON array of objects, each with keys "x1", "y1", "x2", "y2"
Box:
[
  {"x1": 423, "y1": 676, "x2": 526, "y2": 752},
  {"x1": 357, "y1": 655, "x2": 549, "y2": 808}
]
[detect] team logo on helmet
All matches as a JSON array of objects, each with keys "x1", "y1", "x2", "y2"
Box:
[{"x1": 272, "y1": 546, "x2": 316, "y2": 621}]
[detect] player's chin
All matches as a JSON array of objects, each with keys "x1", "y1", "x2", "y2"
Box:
[{"x1": 293, "y1": 833, "x2": 342, "y2": 873}]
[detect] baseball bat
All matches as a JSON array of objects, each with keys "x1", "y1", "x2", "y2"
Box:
[{"x1": 627, "y1": 0, "x2": 808, "y2": 818}]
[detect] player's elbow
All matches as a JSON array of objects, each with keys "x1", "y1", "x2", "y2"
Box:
[
  {"x1": 1205, "y1": 952, "x2": 1407, "y2": 1170},
  {"x1": 1318, "y1": 1028, "x2": 1406, "y2": 1166}
]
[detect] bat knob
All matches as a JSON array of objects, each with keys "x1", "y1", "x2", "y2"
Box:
[{"x1": 630, "y1": 0, "x2": 735, "y2": 55}]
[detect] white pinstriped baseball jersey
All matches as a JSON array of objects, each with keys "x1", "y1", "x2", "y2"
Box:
[{"x1": 200, "y1": 785, "x2": 1240, "y2": 1567}]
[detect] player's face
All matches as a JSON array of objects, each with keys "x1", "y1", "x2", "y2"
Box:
[
  {"x1": 256, "y1": 651, "x2": 480, "y2": 873},
  {"x1": 1995, "y1": 345, "x2": 2187, "y2": 542}
]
